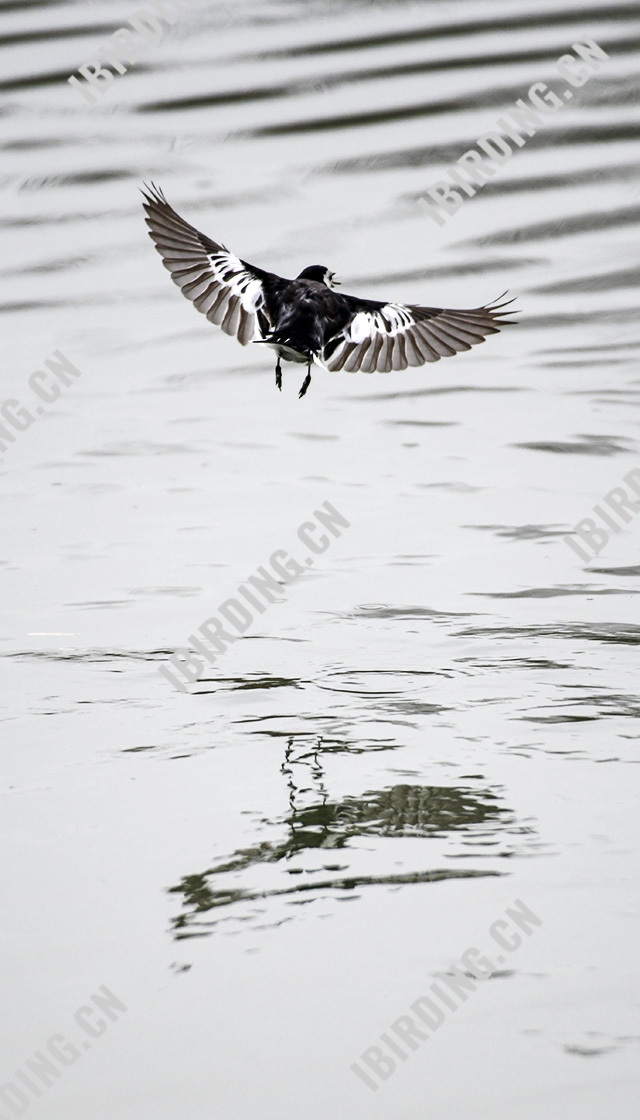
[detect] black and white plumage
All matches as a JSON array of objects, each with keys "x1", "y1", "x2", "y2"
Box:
[{"x1": 142, "y1": 184, "x2": 518, "y2": 398}]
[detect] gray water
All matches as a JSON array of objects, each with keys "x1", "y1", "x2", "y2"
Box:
[{"x1": 2, "y1": 0, "x2": 640, "y2": 1117}]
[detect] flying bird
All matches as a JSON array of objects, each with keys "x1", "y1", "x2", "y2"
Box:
[{"x1": 142, "y1": 184, "x2": 517, "y2": 399}]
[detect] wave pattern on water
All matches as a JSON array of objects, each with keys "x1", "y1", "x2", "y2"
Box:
[{"x1": 2, "y1": 0, "x2": 640, "y2": 950}]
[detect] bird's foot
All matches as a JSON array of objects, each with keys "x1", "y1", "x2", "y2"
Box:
[
  {"x1": 275, "y1": 362, "x2": 282, "y2": 391},
  {"x1": 298, "y1": 365, "x2": 312, "y2": 399}
]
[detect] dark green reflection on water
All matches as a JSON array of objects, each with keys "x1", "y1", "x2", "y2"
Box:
[{"x1": 169, "y1": 739, "x2": 514, "y2": 938}]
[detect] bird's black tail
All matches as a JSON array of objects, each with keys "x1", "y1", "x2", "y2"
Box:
[{"x1": 255, "y1": 330, "x2": 315, "y2": 360}]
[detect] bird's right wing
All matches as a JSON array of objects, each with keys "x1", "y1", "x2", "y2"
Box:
[
  {"x1": 320, "y1": 293, "x2": 518, "y2": 373},
  {"x1": 141, "y1": 183, "x2": 283, "y2": 345}
]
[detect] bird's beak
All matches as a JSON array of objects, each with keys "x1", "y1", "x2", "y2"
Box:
[{"x1": 331, "y1": 273, "x2": 340, "y2": 287}]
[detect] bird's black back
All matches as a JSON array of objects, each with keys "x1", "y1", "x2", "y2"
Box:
[{"x1": 258, "y1": 277, "x2": 355, "y2": 356}]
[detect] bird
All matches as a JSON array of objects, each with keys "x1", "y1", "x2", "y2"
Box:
[{"x1": 141, "y1": 183, "x2": 518, "y2": 399}]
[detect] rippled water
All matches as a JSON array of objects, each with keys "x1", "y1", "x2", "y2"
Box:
[{"x1": 2, "y1": 0, "x2": 640, "y2": 1117}]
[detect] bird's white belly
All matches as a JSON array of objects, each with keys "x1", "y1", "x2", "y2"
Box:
[{"x1": 269, "y1": 343, "x2": 309, "y2": 364}]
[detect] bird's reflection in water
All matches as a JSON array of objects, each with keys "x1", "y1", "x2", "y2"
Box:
[{"x1": 169, "y1": 738, "x2": 524, "y2": 939}]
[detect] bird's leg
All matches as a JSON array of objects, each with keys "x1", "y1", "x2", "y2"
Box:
[
  {"x1": 275, "y1": 357, "x2": 282, "y2": 391},
  {"x1": 298, "y1": 361, "x2": 312, "y2": 399}
]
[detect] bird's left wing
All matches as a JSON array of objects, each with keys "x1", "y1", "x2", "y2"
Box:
[
  {"x1": 319, "y1": 293, "x2": 518, "y2": 373},
  {"x1": 141, "y1": 183, "x2": 283, "y2": 345}
]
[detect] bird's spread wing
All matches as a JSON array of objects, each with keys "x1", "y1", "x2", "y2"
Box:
[
  {"x1": 141, "y1": 183, "x2": 282, "y2": 345},
  {"x1": 319, "y1": 294, "x2": 518, "y2": 373}
]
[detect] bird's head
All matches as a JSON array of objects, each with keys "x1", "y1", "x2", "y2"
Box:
[{"x1": 297, "y1": 265, "x2": 340, "y2": 289}]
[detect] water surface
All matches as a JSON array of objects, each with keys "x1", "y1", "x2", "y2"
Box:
[{"x1": 2, "y1": 1, "x2": 640, "y2": 1117}]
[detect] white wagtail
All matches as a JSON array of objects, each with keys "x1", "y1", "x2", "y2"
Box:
[{"x1": 142, "y1": 184, "x2": 518, "y2": 398}]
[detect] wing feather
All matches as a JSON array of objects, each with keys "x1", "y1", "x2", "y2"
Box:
[
  {"x1": 416, "y1": 323, "x2": 456, "y2": 357},
  {"x1": 361, "y1": 334, "x2": 383, "y2": 373},
  {"x1": 404, "y1": 332, "x2": 424, "y2": 367},
  {"x1": 423, "y1": 322, "x2": 468, "y2": 351},
  {"x1": 238, "y1": 308, "x2": 254, "y2": 345},
  {"x1": 344, "y1": 340, "x2": 367, "y2": 372},
  {"x1": 320, "y1": 293, "x2": 517, "y2": 373},
  {"x1": 412, "y1": 327, "x2": 440, "y2": 363},
  {"x1": 222, "y1": 297, "x2": 242, "y2": 337},
  {"x1": 141, "y1": 183, "x2": 282, "y2": 345},
  {"x1": 391, "y1": 335, "x2": 404, "y2": 371},
  {"x1": 193, "y1": 281, "x2": 220, "y2": 314},
  {"x1": 210, "y1": 290, "x2": 232, "y2": 325},
  {"x1": 378, "y1": 334, "x2": 393, "y2": 373}
]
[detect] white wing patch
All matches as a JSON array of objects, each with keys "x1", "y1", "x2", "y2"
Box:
[
  {"x1": 206, "y1": 252, "x2": 265, "y2": 315},
  {"x1": 349, "y1": 303, "x2": 414, "y2": 343},
  {"x1": 349, "y1": 311, "x2": 371, "y2": 343}
]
